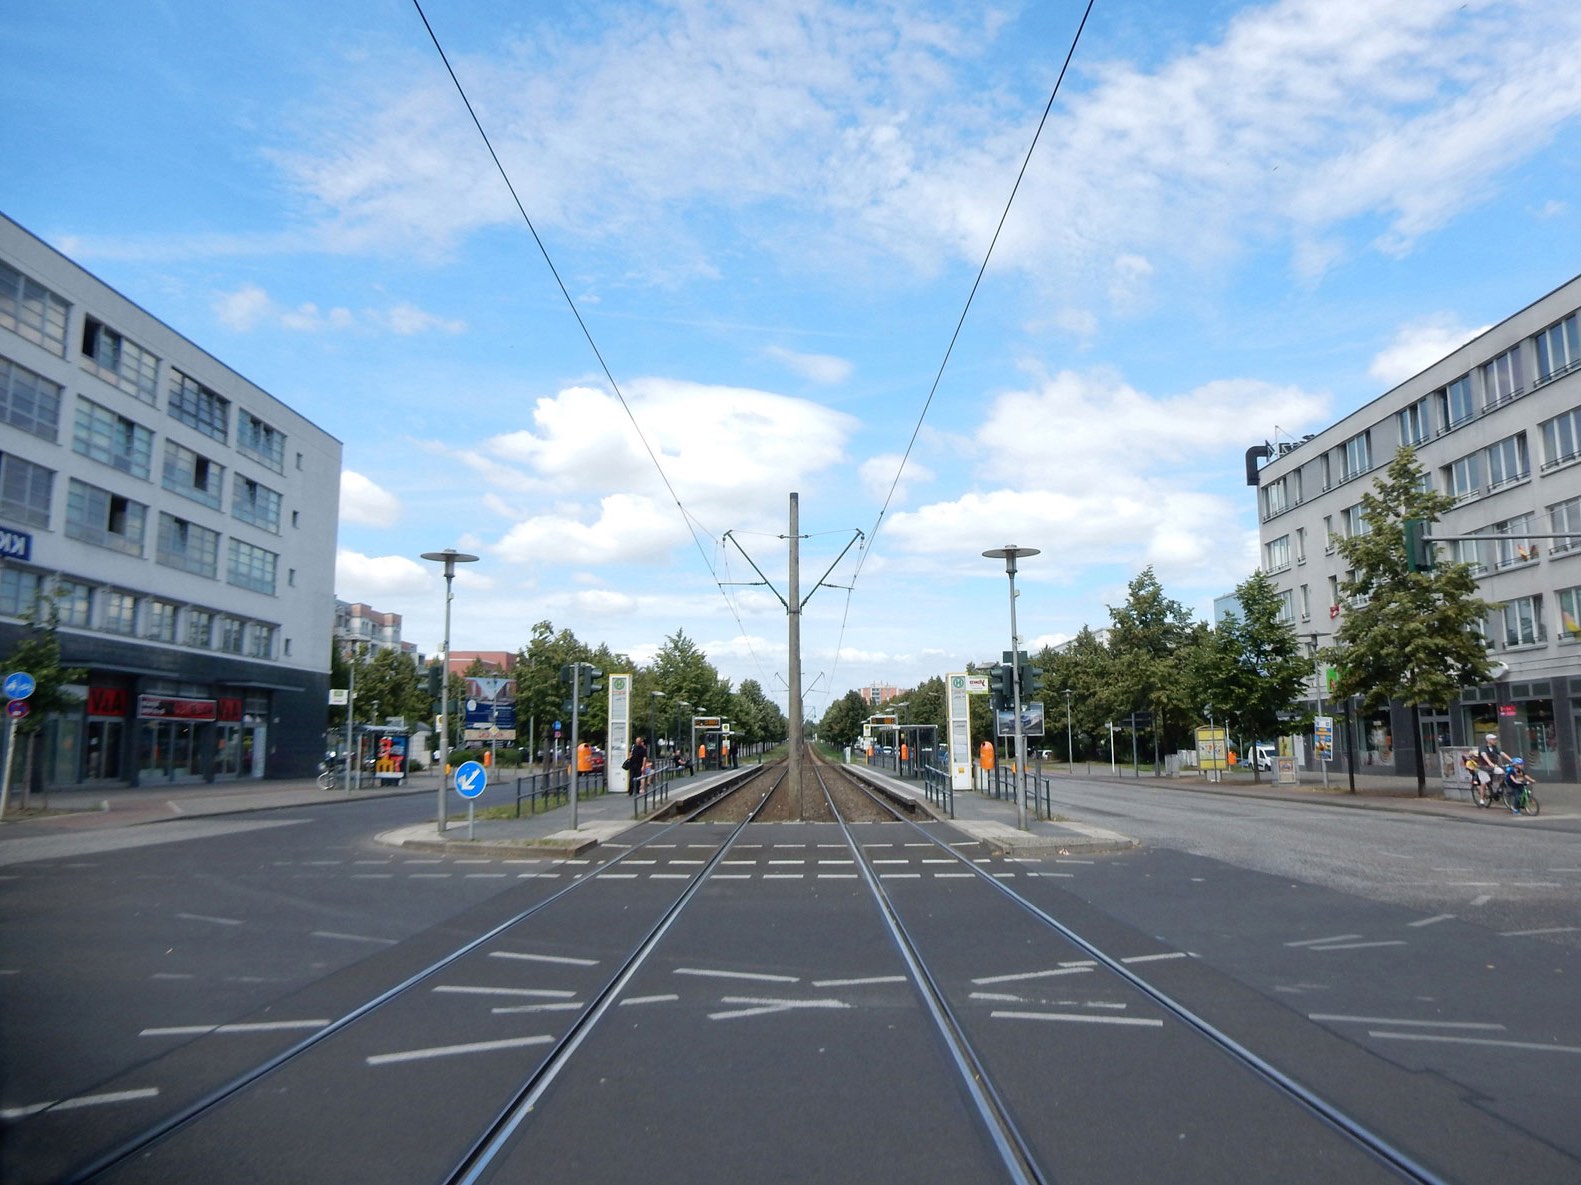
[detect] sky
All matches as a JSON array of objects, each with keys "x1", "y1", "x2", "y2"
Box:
[{"x1": 7, "y1": 0, "x2": 1581, "y2": 719}]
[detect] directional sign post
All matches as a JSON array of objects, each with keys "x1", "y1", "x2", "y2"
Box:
[
  {"x1": 1, "y1": 670, "x2": 38, "y2": 820},
  {"x1": 453, "y1": 759, "x2": 486, "y2": 840}
]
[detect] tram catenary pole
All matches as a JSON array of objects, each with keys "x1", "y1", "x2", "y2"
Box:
[
  {"x1": 420, "y1": 549, "x2": 478, "y2": 836},
  {"x1": 983, "y1": 546, "x2": 1039, "y2": 831},
  {"x1": 787, "y1": 492, "x2": 802, "y2": 820}
]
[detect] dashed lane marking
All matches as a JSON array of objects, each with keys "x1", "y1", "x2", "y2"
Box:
[
  {"x1": 1, "y1": 1087, "x2": 160, "y2": 1120},
  {"x1": 710, "y1": 996, "x2": 851, "y2": 1020},
  {"x1": 812, "y1": 975, "x2": 908, "y2": 987},
  {"x1": 973, "y1": 967, "x2": 1094, "y2": 985},
  {"x1": 1499, "y1": 926, "x2": 1580, "y2": 937},
  {"x1": 491, "y1": 1002, "x2": 584, "y2": 1014},
  {"x1": 676, "y1": 967, "x2": 799, "y2": 983},
  {"x1": 1367, "y1": 1032, "x2": 1581, "y2": 1056},
  {"x1": 1306, "y1": 940, "x2": 1407, "y2": 951},
  {"x1": 1309, "y1": 1014, "x2": 1504, "y2": 1030},
  {"x1": 141, "y1": 1020, "x2": 329, "y2": 1037},
  {"x1": 432, "y1": 985, "x2": 576, "y2": 999},
  {"x1": 490, "y1": 952, "x2": 599, "y2": 966},
  {"x1": 1470, "y1": 894, "x2": 1493, "y2": 906},
  {"x1": 311, "y1": 931, "x2": 398, "y2": 945},
  {"x1": 1408, "y1": 914, "x2": 1456, "y2": 927},
  {"x1": 991, "y1": 1011, "x2": 1163, "y2": 1028},
  {"x1": 367, "y1": 1034, "x2": 553, "y2": 1066},
  {"x1": 620, "y1": 994, "x2": 680, "y2": 1006},
  {"x1": 176, "y1": 913, "x2": 242, "y2": 926},
  {"x1": 1120, "y1": 952, "x2": 1189, "y2": 965},
  {"x1": 1285, "y1": 934, "x2": 1362, "y2": 947}
]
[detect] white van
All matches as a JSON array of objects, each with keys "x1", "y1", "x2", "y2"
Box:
[{"x1": 1253, "y1": 743, "x2": 1276, "y2": 771}]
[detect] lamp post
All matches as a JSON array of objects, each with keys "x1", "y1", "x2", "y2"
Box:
[
  {"x1": 649, "y1": 690, "x2": 665, "y2": 762},
  {"x1": 1064, "y1": 688, "x2": 1073, "y2": 776},
  {"x1": 420, "y1": 548, "x2": 478, "y2": 835},
  {"x1": 983, "y1": 545, "x2": 1040, "y2": 830}
]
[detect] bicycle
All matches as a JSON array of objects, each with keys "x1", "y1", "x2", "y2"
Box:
[
  {"x1": 316, "y1": 762, "x2": 340, "y2": 791},
  {"x1": 1504, "y1": 768, "x2": 1540, "y2": 816}
]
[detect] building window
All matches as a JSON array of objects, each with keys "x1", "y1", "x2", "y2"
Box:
[
  {"x1": 1276, "y1": 589, "x2": 1295, "y2": 624},
  {"x1": 1486, "y1": 433, "x2": 1529, "y2": 490},
  {"x1": 1540, "y1": 407, "x2": 1581, "y2": 471},
  {"x1": 73, "y1": 397, "x2": 153, "y2": 479},
  {"x1": 1479, "y1": 514, "x2": 1536, "y2": 569},
  {"x1": 156, "y1": 513, "x2": 220, "y2": 579},
  {"x1": 1481, "y1": 346, "x2": 1525, "y2": 408},
  {"x1": 51, "y1": 579, "x2": 92, "y2": 628},
  {"x1": 1397, "y1": 398, "x2": 1430, "y2": 447},
  {"x1": 218, "y1": 616, "x2": 245, "y2": 654},
  {"x1": 0, "y1": 356, "x2": 62, "y2": 441},
  {"x1": 1262, "y1": 476, "x2": 1288, "y2": 518},
  {"x1": 248, "y1": 623, "x2": 276, "y2": 660},
  {"x1": 167, "y1": 371, "x2": 230, "y2": 442},
  {"x1": 1537, "y1": 313, "x2": 1581, "y2": 383},
  {"x1": 1438, "y1": 375, "x2": 1475, "y2": 430},
  {"x1": 0, "y1": 452, "x2": 53, "y2": 528},
  {"x1": 81, "y1": 316, "x2": 160, "y2": 404},
  {"x1": 1550, "y1": 497, "x2": 1581, "y2": 556},
  {"x1": 1557, "y1": 586, "x2": 1581, "y2": 639},
  {"x1": 145, "y1": 599, "x2": 178, "y2": 643},
  {"x1": 227, "y1": 538, "x2": 278, "y2": 595},
  {"x1": 161, "y1": 440, "x2": 225, "y2": 510},
  {"x1": 0, "y1": 260, "x2": 70, "y2": 356},
  {"x1": 101, "y1": 589, "x2": 138, "y2": 635},
  {"x1": 231, "y1": 476, "x2": 282, "y2": 532},
  {"x1": 1341, "y1": 431, "x2": 1372, "y2": 480},
  {"x1": 1447, "y1": 453, "x2": 1484, "y2": 500},
  {"x1": 186, "y1": 608, "x2": 214, "y2": 648},
  {"x1": 1497, "y1": 596, "x2": 1543, "y2": 647},
  {"x1": 1298, "y1": 584, "x2": 1311, "y2": 621},
  {"x1": 0, "y1": 567, "x2": 43, "y2": 618},
  {"x1": 1319, "y1": 453, "x2": 1333, "y2": 491},
  {"x1": 1295, "y1": 527, "x2": 1307, "y2": 563},
  {"x1": 237, "y1": 412, "x2": 285, "y2": 473},
  {"x1": 1265, "y1": 535, "x2": 1291, "y2": 573},
  {"x1": 1342, "y1": 503, "x2": 1367, "y2": 538},
  {"x1": 65, "y1": 478, "x2": 147, "y2": 555}
]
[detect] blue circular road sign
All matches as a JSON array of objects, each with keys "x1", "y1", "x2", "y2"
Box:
[
  {"x1": 3, "y1": 671, "x2": 36, "y2": 700},
  {"x1": 453, "y1": 760, "x2": 487, "y2": 799}
]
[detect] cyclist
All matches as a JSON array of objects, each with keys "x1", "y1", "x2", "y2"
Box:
[
  {"x1": 1475, "y1": 733, "x2": 1511, "y2": 800},
  {"x1": 1503, "y1": 757, "x2": 1537, "y2": 814}
]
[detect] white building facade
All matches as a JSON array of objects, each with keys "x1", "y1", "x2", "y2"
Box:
[
  {"x1": 0, "y1": 213, "x2": 341, "y2": 785},
  {"x1": 1253, "y1": 274, "x2": 1581, "y2": 781}
]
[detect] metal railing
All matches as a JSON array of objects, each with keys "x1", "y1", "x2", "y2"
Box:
[{"x1": 511, "y1": 767, "x2": 606, "y2": 817}]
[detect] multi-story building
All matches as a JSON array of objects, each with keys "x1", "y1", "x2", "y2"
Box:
[
  {"x1": 0, "y1": 213, "x2": 340, "y2": 785},
  {"x1": 1253, "y1": 274, "x2": 1581, "y2": 781},
  {"x1": 334, "y1": 600, "x2": 411, "y2": 657}
]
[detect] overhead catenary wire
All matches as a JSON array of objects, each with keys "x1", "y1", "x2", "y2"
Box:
[{"x1": 410, "y1": 0, "x2": 776, "y2": 688}]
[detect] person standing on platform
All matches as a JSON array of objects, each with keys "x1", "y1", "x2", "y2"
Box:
[{"x1": 626, "y1": 735, "x2": 649, "y2": 795}]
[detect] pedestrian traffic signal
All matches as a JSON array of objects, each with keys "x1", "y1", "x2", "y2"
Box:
[{"x1": 1403, "y1": 518, "x2": 1434, "y2": 572}]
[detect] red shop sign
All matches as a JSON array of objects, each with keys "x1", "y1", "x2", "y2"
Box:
[
  {"x1": 137, "y1": 695, "x2": 217, "y2": 721},
  {"x1": 1498, "y1": 703, "x2": 1518, "y2": 717},
  {"x1": 217, "y1": 697, "x2": 243, "y2": 722},
  {"x1": 87, "y1": 686, "x2": 131, "y2": 718}
]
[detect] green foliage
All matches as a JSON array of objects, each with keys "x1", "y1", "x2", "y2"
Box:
[
  {"x1": 0, "y1": 607, "x2": 85, "y2": 734},
  {"x1": 1205, "y1": 569, "x2": 1314, "y2": 763}
]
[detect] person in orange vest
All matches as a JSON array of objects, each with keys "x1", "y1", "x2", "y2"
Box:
[
  {"x1": 900, "y1": 740, "x2": 909, "y2": 762},
  {"x1": 979, "y1": 740, "x2": 995, "y2": 770}
]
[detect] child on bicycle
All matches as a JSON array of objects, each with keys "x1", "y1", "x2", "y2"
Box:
[{"x1": 1503, "y1": 757, "x2": 1536, "y2": 813}]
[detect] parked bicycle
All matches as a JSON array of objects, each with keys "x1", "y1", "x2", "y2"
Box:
[{"x1": 316, "y1": 757, "x2": 341, "y2": 791}]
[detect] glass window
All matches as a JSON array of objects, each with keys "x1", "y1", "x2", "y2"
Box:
[
  {"x1": 0, "y1": 261, "x2": 70, "y2": 355},
  {"x1": 156, "y1": 513, "x2": 220, "y2": 579},
  {"x1": 237, "y1": 412, "x2": 285, "y2": 473},
  {"x1": 1343, "y1": 504, "x2": 1367, "y2": 537},
  {"x1": 81, "y1": 316, "x2": 159, "y2": 404},
  {"x1": 0, "y1": 452, "x2": 53, "y2": 528},
  {"x1": 0, "y1": 355, "x2": 62, "y2": 441},
  {"x1": 1439, "y1": 375, "x2": 1475, "y2": 429},
  {"x1": 226, "y1": 538, "x2": 278, "y2": 595},
  {"x1": 0, "y1": 567, "x2": 43, "y2": 618},
  {"x1": 73, "y1": 397, "x2": 153, "y2": 479},
  {"x1": 161, "y1": 440, "x2": 224, "y2": 509},
  {"x1": 1486, "y1": 433, "x2": 1528, "y2": 489},
  {"x1": 231, "y1": 476, "x2": 282, "y2": 532},
  {"x1": 1557, "y1": 587, "x2": 1581, "y2": 640},
  {"x1": 1276, "y1": 589, "x2": 1294, "y2": 624},
  {"x1": 1536, "y1": 313, "x2": 1580, "y2": 382},
  {"x1": 65, "y1": 478, "x2": 147, "y2": 555},
  {"x1": 1540, "y1": 407, "x2": 1581, "y2": 470},
  {"x1": 1481, "y1": 346, "x2": 1525, "y2": 407},
  {"x1": 1341, "y1": 430, "x2": 1371, "y2": 480},
  {"x1": 1262, "y1": 476, "x2": 1287, "y2": 517},
  {"x1": 51, "y1": 579, "x2": 92, "y2": 628},
  {"x1": 1397, "y1": 398, "x2": 1430, "y2": 446},
  {"x1": 101, "y1": 590, "x2": 138, "y2": 635},
  {"x1": 1497, "y1": 596, "x2": 1542, "y2": 647},
  {"x1": 186, "y1": 608, "x2": 214, "y2": 648},
  {"x1": 248, "y1": 623, "x2": 276, "y2": 660},
  {"x1": 1264, "y1": 535, "x2": 1291, "y2": 572},
  {"x1": 218, "y1": 616, "x2": 245, "y2": 654},
  {"x1": 1551, "y1": 497, "x2": 1581, "y2": 556},
  {"x1": 1447, "y1": 453, "x2": 1483, "y2": 500},
  {"x1": 168, "y1": 371, "x2": 230, "y2": 442},
  {"x1": 145, "y1": 599, "x2": 178, "y2": 643},
  {"x1": 1479, "y1": 514, "x2": 1536, "y2": 569}
]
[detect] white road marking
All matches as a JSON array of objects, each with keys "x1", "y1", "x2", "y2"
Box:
[
  {"x1": 1470, "y1": 894, "x2": 1493, "y2": 906},
  {"x1": 812, "y1": 975, "x2": 908, "y2": 987},
  {"x1": 714, "y1": 873, "x2": 751, "y2": 879},
  {"x1": 465, "y1": 873, "x2": 508, "y2": 879},
  {"x1": 517, "y1": 872, "x2": 561, "y2": 878},
  {"x1": 1, "y1": 1087, "x2": 159, "y2": 1120},
  {"x1": 353, "y1": 874, "x2": 395, "y2": 879},
  {"x1": 1285, "y1": 934, "x2": 1362, "y2": 947},
  {"x1": 676, "y1": 968, "x2": 800, "y2": 983},
  {"x1": 619, "y1": 994, "x2": 679, "y2": 1006},
  {"x1": 992, "y1": 1011, "x2": 1163, "y2": 1027},
  {"x1": 1500, "y1": 926, "x2": 1580, "y2": 937},
  {"x1": 311, "y1": 931, "x2": 397, "y2": 945},
  {"x1": 141, "y1": 1020, "x2": 329, "y2": 1036},
  {"x1": 768, "y1": 859, "x2": 805, "y2": 865},
  {"x1": 410, "y1": 873, "x2": 452, "y2": 879},
  {"x1": 367, "y1": 1034, "x2": 553, "y2": 1066},
  {"x1": 880, "y1": 873, "x2": 922, "y2": 879},
  {"x1": 818, "y1": 859, "x2": 854, "y2": 865},
  {"x1": 176, "y1": 913, "x2": 242, "y2": 926},
  {"x1": 974, "y1": 967, "x2": 1094, "y2": 985},
  {"x1": 935, "y1": 872, "x2": 975, "y2": 878},
  {"x1": 1307, "y1": 940, "x2": 1407, "y2": 951},
  {"x1": 651, "y1": 873, "x2": 691, "y2": 880},
  {"x1": 871, "y1": 859, "x2": 909, "y2": 865},
  {"x1": 765, "y1": 874, "x2": 804, "y2": 879},
  {"x1": 1408, "y1": 914, "x2": 1456, "y2": 927},
  {"x1": 432, "y1": 985, "x2": 576, "y2": 999},
  {"x1": 490, "y1": 951, "x2": 598, "y2": 966},
  {"x1": 710, "y1": 996, "x2": 850, "y2": 1020},
  {"x1": 1120, "y1": 952, "x2": 1189, "y2": 965},
  {"x1": 1368, "y1": 1032, "x2": 1581, "y2": 1055},
  {"x1": 1309, "y1": 1014, "x2": 1504, "y2": 1030},
  {"x1": 491, "y1": 1002, "x2": 584, "y2": 1014},
  {"x1": 151, "y1": 972, "x2": 194, "y2": 980}
]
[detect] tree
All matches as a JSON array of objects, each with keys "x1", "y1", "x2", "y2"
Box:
[
  {"x1": 650, "y1": 629, "x2": 724, "y2": 715},
  {"x1": 0, "y1": 599, "x2": 85, "y2": 809},
  {"x1": 1330, "y1": 447, "x2": 1496, "y2": 795},
  {"x1": 1106, "y1": 567, "x2": 1196, "y2": 769},
  {"x1": 818, "y1": 690, "x2": 871, "y2": 749},
  {"x1": 1210, "y1": 570, "x2": 1314, "y2": 781}
]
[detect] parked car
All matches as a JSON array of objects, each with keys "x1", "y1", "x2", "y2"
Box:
[{"x1": 1254, "y1": 743, "x2": 1276, "y2": 771}]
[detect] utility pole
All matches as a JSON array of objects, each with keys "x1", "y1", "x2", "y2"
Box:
[{"x1": 787, "y1": 492, "x2": 802, "y2": 818}]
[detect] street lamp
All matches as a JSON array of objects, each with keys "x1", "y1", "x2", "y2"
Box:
[
  {"x1": 983, "y1": 545, "x2": 1040, "y2": 830},
  {"x1": 1063, "y1": 688, "x2": 1073, "y2": 775},
  {"x1": 649, "y1": 690, "x2": 665, "y2": 759},
  {"x1": 420, "y1": 548, "x2": 479, "y2": 835}
]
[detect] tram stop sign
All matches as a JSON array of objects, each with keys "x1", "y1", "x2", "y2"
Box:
[{"x1": 453, "y1": 760, "x2": 487, "y2": 800}]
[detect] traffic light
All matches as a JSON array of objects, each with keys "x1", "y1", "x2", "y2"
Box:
[
  {"x1": 581, "y1": 666, "x2": 603, "y2": 699},
  {"x1": 426, "y1": 663, "x2": 442, "y2": 700},
  {"x1": 1403, "y1": 518, "x2": 1434, "y2": 572},
  {"x1": 987, "y1": 663, "x2": 1010, "y2": 711},
  {"x1": 1020, "y1": 663, "x2": 1043, "y2": 702}
]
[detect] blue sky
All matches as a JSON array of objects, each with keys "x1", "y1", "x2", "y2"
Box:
[{"x1": 7, "y1": 0, "x2": 1581, "y2": 716}]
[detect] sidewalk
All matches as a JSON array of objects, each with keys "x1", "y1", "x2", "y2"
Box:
[{"x1": 1, "y1": 762, "x2": 1572, "y2": 860}]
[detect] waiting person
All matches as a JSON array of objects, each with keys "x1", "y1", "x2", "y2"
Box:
[{"x1": 626, "y1": 735, "x2": 648, "y2": 795}]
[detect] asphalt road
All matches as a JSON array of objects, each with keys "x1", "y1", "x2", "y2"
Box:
[{"x1": 3, "y1": 782, "x2": 1579, "y2": 1183}]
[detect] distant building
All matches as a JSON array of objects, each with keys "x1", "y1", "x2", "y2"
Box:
[
  {"x1": 859, "y1": 685, "x2": 899, "y2": 706},
  {"x1": 1253, "y1": 274, "x2": 1581, "y2": 780},
  {"x1": 334, "y1": 600, "x2": 410, "y2": 657},
  {"x1": 0, "y1": 214, "x2": 340, "y2": 785}
]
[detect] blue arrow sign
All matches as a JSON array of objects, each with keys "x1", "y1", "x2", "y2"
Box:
[
  {"x1": 453, "y1": 760, "x2": 487, "y2": 799},
  {"x1": 3, "y1": 671, "x2": 36, "y2": 700}
]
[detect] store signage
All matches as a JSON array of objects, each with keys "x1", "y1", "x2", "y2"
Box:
[
  {"x1": 87, "y1": 687, "x2": 130, "y2": 718},
  {"x1": 0, "y1": 527, "x2": 31, "y2": 561},
  {"x1": 137, "y1": 695, "x2": 217, "y2": 721}
]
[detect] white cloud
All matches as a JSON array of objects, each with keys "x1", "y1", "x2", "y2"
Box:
[
  {"x1": 860, "y1": 453, "x2": 933, "y2": 504},
  {"x1": 1368, "y1": 316, "x2": 1490, "y2": 388},
  {"x1": 211, "y1": 284, "x2": 463, "y2": 336},
  {"x1": 375, "y1": 302, "x2": 466, "y2": 335},
  {"x1": 334, "y1": 549, "x2": 432, "y2": 598},
  {"x1": 340, "y1": 471, "x2": 403, "y2": 526},
  {"x1": 764, "y1": 345, "x2": 853, "y2": 384},
  {"x1": 214, "y1": 283, "x2": 272, "y2": 330}
]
